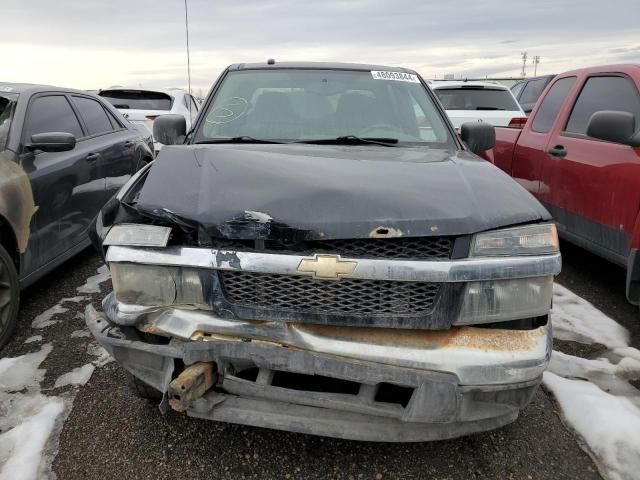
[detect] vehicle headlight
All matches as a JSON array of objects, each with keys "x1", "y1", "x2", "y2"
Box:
[
  {"x1": 471, "y1": 223, "x2": 559, "y2": 257},
  {"x1": 110, "y1": 263, "x2": 207, "y2": 307},
  {"x1": 104, "y1": 224, "x2": 171, "y2": 247},
  {"x1": 455, "y1": 276, "x2": 554, "y2": 325},
  {"x1": 457, "y1": 223, "x2": 558, "y2": 324}
]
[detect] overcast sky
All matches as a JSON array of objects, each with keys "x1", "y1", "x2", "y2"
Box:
[{"x1": 2, "y1": 0, "x2": 639, "y2": 93}]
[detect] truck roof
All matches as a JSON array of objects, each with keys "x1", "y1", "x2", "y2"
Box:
[
  {"x1": 228, "y1": 61, "x2": 419, "y2": 75},
  {"x1": 557, "y1": 63, "x2": 640, "y2": 76}
]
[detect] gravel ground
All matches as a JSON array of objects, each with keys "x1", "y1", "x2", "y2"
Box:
[{"x1": 4, "y1": 240, "x2": 637, "y2": 479}]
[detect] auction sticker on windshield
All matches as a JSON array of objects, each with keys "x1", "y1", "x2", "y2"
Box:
[{"x1": 371, "y1": 71, "x2": 420, "y2": 83}]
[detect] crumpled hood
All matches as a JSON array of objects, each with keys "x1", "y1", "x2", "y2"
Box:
[{"x1": 133, "y1": 143, "x2": 550, "y2": 240}]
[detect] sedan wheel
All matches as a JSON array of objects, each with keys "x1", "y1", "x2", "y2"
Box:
[{"x1": 0, "y1": 244, "x2": 20, "y2": 349}]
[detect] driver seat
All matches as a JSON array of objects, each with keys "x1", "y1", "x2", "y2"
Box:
[{"x1": 336, "y1": 92, "x2": 382, "y2": 134}]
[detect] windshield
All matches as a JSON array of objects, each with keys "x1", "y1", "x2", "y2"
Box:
[
  {"x1": 99, "y1": 90, "x2": 173, "y2": 110},
  {"x1": 434, "y1": 87, "x2": 520, "y2": 111},
  {"x1": 0, "y1": 93, "x2": 18, "y2": 151},
  {"x1": 194, "y1": 69, "x2": 454, "y2": 147}
]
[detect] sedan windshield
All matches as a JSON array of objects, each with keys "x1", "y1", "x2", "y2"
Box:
[
  {"x1": 0, "y1": 93, "x2": 18, "y2": 151},
  {"x1": 194, "y1": 69, "x2": 454, "y2": 147}
]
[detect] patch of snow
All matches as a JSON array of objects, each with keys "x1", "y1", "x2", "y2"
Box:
[
  {"x1": 60, "y1": 295, "x2": 87, "y2": 303},
  {"x1": 76, "y1": 264, "x2": 111, "y2": 294},
  {"x1": 31, "y1": 304, "x2": 68, "y2": 329},
  {"x1": 70, "y1": 329, "x2": 90, "y2": 338},
  {"x1": 543, "y1": 372, "x2": 640, "y2": 480},
  {"x1": 243, "y1": 210, "x2": 273, "y2": 224},
  {"x1": 0, "y1": 394, "x2": 66, "y2": 480},
  {"x1": 30, "y1": 296, "x2": 88, "y2": 330},
  {"x1": 546, "y1": 283, "x2": 640, "y2": 479},
  {"x1": 0, "y1": 344, "x2": 52, "y2": 391},
  {"x1": 0, "y1": 344, "x2": 68, "y2": 480},
  {"x1": 613, "y1": 347, "x2": 640, "y2": 363},
  {"x1": 53, "y1": 364, "x2": 95, "y2": 389},
  {"x1": 88, "y1": 342, "x2": 113, "y2": 367},
  {"x1": 551, "y1": 283, "x2": 629, "y2": 348},
  {"x1": 548, "y1": 350, "x2": 640, "y2": 398},
  {"x1": 23, "y1": 336, "x2": 42, "y2": 345}
]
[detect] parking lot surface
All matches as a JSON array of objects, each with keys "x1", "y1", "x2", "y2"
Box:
[{"x1": 5, "y1": 241, "x2": 638, "y2": 480}]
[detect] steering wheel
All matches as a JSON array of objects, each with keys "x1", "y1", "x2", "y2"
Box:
[{"x1": 358, "y1": 123, "x2": 404, "y2": 136}]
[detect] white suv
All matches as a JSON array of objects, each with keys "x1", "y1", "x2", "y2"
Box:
[
  {"x1": 430, "y1": 81, "x2": 527, "y2": 128},
  {"x1": 99, "y1": 88, "x2": 200, "y2": 155}
]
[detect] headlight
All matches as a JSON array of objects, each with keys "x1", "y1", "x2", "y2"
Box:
[
  {"x1": 472, "y1": 223, "x2": 558, "y2": 257},
  {"x1": 104, "y1": 224, "x2": 171, "y2": 247},
  {"x1": 455, "y1": 276, "x2": 554, "y2": 325},
  {"x1": 110, "y1": 263, "x2": 207, "y2": 307}
]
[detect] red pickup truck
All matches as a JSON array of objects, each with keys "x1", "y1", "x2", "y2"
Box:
[{"x1": 485, "y1": 64, "x2": 640, "y2": 305}]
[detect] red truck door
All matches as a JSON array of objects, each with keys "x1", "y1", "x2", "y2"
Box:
[
  {"x1": 542, "y1": 72, "x2": 640, "y2": 265},
  {"x1": 510, "y1": 77, "x2": 577, "y2": 202}
]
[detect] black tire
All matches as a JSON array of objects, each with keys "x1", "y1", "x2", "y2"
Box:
[
  {"x1": 0, "y1": 244, "x2": 20, "y2": 350},
  {"x1": 129, "y1": 372, "x2": 163, "y2": 401}
]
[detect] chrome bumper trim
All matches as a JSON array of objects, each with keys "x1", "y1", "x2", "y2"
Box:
[{"x1": 106, "y1": 246, "x2": 561, "y2": 282}]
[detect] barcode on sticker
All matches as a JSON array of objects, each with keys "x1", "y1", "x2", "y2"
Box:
[{"x1": 371, "y1": 71, "x2": 420, "y2": 83}]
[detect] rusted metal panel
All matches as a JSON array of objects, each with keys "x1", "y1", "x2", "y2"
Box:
[{"x1": 167, "y1": 362, "x2": 216, "y2": 412}]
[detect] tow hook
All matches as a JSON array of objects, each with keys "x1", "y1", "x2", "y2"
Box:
[{"x1": 168, "y1": 362, "x2": 216, "y2": 412}]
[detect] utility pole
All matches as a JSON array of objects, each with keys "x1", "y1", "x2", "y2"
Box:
[
  {"x1": 184, "y1": 0, "x2": 192, "y2": 97},
  {"x1": 533, "y1": 55, "x2": 540, "y2": 76},
  {"x1": 520, "y1": 52, "x2": 528, "y2": 78}
]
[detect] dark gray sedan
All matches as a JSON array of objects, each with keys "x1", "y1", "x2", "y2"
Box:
[{"x1": 0, "y1": 83, "x2": 153, "y2": 347}]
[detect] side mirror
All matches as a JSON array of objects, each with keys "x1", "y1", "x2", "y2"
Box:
[
  {"x1": 27, "y1": 132, "x2": 76, "y2": 152},
  {"x1": 586, "y1": 111, "x2": 640, "y2": 147},
  {"x1": 460, "y1": 122, "x2": 496, "y2": 154},
  {"x1": 153, "y1": 114, "x2": 187, "y2": 146}
]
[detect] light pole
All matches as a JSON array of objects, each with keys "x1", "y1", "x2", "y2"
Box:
[{"x1": 184, "y1": 0, "x2": 192, "y2": 96}]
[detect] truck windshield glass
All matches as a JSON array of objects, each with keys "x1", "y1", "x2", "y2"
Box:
[
  {"x1": 195, "y1": 70, "x2": 454, "y2": 147},
  {"x1": 434, "y1": 88, "x2": 520, "y2": 111},
  {"x1": 0, "y1": 93, "x2": 18, "y2": 151}
]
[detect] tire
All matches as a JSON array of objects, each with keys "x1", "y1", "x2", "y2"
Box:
[
  {"x1": 129, "y1": 372, "x2": 163, "y2": 401},
  {"x1": 0, "y1": 244, "x2": 20, "y2": 350}
]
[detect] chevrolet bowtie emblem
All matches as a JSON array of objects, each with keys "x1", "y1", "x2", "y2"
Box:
[{"x1": 297, "y1": 255, "x2": 357, "y2": 280}]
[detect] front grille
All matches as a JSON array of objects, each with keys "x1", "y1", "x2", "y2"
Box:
[
  {"x1": 220, "y1": 270, "x2": 441, "y2": 316},
  {"x1": 214, "y1": 236, "x2": 454, "y2": 259}
]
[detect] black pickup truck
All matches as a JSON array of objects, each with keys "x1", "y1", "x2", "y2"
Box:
[{"x1": 87, "y1": 62, "x2": 561, "y2": 442}]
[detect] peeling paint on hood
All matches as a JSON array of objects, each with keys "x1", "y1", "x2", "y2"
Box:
[
  {"x1": 130, "y1": 143, "x2": 551, "y2": 241},
  {"x1": 0, "y1": 153, "x2": 38, "y2": 252}
]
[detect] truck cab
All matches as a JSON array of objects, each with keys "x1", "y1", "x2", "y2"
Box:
[{"x1": 487, "y1": 65, "x2": 640, "y2": 304}]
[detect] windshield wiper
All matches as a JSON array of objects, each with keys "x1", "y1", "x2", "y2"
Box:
[
  {"x1": 299, "y1": 135, "x2": 399, "y2": 147},
  {"x1": 195, "y1": 136, "x2": 286, "y2": 144},
  {"x1": 475, "y1": 107, "x2": 505, "y2": 111}
]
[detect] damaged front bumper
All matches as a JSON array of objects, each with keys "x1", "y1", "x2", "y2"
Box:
[{"x1": 87, "y1": 295, "x2": 552, "y2": 442}]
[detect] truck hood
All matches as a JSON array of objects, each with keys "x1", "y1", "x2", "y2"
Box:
[{"x1": 132, "y1": 143, "x2": 550, "y2": 241}]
